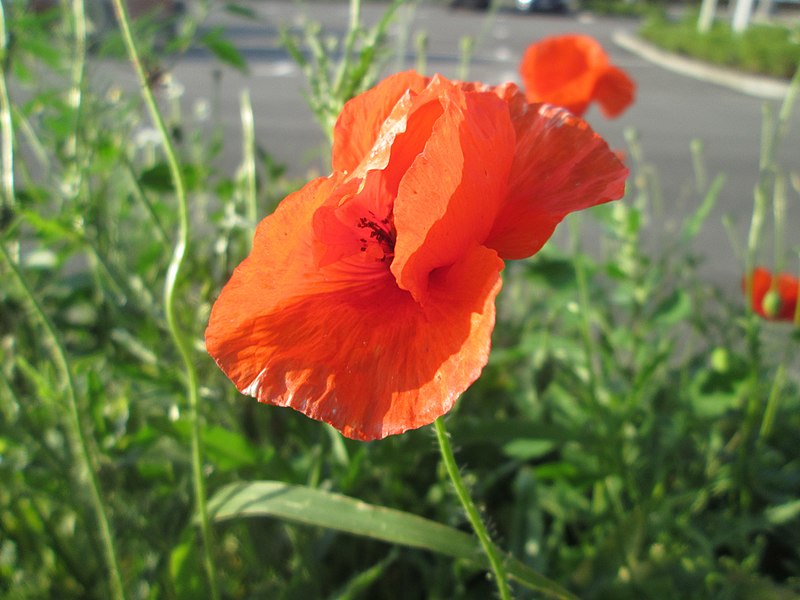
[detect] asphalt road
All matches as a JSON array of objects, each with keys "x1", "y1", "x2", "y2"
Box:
[{"x1": 129, "y1": 1, "x2": 800, "y2": 288}]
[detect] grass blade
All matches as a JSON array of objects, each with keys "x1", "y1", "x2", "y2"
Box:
[
  {"x1": 209, "y1": 480, "x2": 478, "y2": 558},
  {"x1": 208, "y1": 480, "x2": 578, "y2": 599}
]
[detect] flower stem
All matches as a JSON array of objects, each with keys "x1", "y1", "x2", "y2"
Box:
[
  {"x1": 794, "y1": 263, "x2": 800, "y2": 326},
  {"x1": 433, "y1": 418, "x2": 511, "y2": 600},
  {"x1": 0, "y1": 2, "x2": 14, "y2": 214},
  {"x1": 758, "y1": 363, "x2": 785, "y2": 444},
  {"x1": 108, "y1": 2, "x2": 220, "y2": 598},
  {"x1": 240, "y1": 90, "x2": 258, "y2": 246},
  {"x1": 569, "y1": 217, "x2": 602, "y2": 411},
  {"x1": 0, "y1": 243, "x2": 126, "y2": 600}
]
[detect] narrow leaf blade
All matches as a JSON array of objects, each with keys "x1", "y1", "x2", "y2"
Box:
[
  {"x1": 208, "y1": 481, "x2": 578, "y2": 599},
  {"x1": 209, "y1": 481, "x2": 477, "y2": 559}
]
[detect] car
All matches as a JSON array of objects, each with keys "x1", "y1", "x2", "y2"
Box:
[
  {"x1": 449, "y1": 0, "x2": 491, "y2": 10},
  {"x1": 516, "y1": 0, "x2": 570, "y2": 13}
]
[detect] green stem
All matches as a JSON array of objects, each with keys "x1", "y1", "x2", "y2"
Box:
[
  {"x1": 771, "y1": 172, "x2": 786, "y2": 272},
  {"x1": 11, "y1": 103, "x2": 49, "y2": 173},
  {"x1": 122, "y1": 157, "x2": 170, "y2": 244},
  {"x1": 433, "y1": 418, "x2": 512, "y2": 600},
  {"x1": 794, "y1": 258, "x2": 800, "y2": 326},
  {"x1": 0, "y1": 2, "x2": 15, "y2": 212},
  {"x1": 757, "y1": 363, "x2": 785, "y2": 444},
  {"x1": 458, "y1": 36, "x2": 474, "y2": 81},
  {"x1": 414, "y1": 31, "x2": 428, "y2": 75},
  {"x1": 240, "y1": 90, "x2": 257, "y2": 246},
  {"x1": 0, "y1": 243, "x2": 126, "y2": 600},
  {"x1": 333, "y1": 0, "x2": 362, "y2": 96},
  {"x1": 108, "y1": 2, "x2": 220, "y2": 598},
  {"x1": 569, "y1": 217, "x2": 602, "y2": 410},
  {"x1": 68, "y1": 0, "x2": 87, "y2": 164}
]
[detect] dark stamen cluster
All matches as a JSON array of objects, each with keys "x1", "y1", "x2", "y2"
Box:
[{"x1": 357, "y1": 211, "x2": 396, "y2": 260}]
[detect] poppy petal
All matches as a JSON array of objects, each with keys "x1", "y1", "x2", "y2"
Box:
[
  {"x1": 208, "y1": 69, "x2": 632, "y2": 441},
  {"x1": 519, "y1": 34, "x2": 604, "y2": 116},
  {"x1": 594, "y1": 66, "x2": 636, "y2": 118},
  {"x1": 485, "y1": 103, "x2": 628, "y2": 260},
  {"x1": 746, "y1": 267, "x2": 799, "y2": 321},
  {"x1": 332, "y1": 71, "x2": 429, "y2": 174},
  {"x1": 207, "y1": 208, "x2": 503, "y2": 440},
  {"x1": 391, "y1": 85, "x2": 516, "y2": 302},
  {"x1": 519, "y1": 34, "x2": 634, "y2": 119},
  {"x1": 206, "y1": 176, "x2": 340, "y2": 350}
]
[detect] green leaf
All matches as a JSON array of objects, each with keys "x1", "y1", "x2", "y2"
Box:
[
  {"x1": 209, "y1": 481, "x2": 477, "y2": 558},
  {"x1": 652, "y1": 290, "x2": 692, "y2": 326},
  {"x1": 224, "y1": 3, "x2": 258, "y2": 19},
  {"x1": 208, "y1": 481, "x2": 578, "y2": 599},
  {"x1": 502, "y1": 439, "x2": 555, "y2": 461},
  {"x1": 169, "y1": 534, "x2": 204, "y2": 600},
  {"x1": 200, "y1": 28, "x2": 247, "y2": 73},
  {"x1": 139, "y1": 163, "x2": 173, "y2": 192},
  {"x1": 526, "y1": 256, "x2": 577, "y2": 290},
  {"x1": 330, "y1": 549, "x2": 398, "y2": 600},
  {"x1": 139, "y1": 162, "x2": 202, "y2": 192},
  {"x1": 765, "y1": 499, "x2": 800, "y2": 525},
  {"x1": 172, "y1": 423, "x2": 261, "y2": 471}
]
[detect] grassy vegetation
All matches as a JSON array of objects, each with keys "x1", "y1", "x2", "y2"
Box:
[
  {"x1": 640, "y1": 11, "x2": 800, "y2": 79},
  {"x1": 581, "y1": 0, "x2": 662, "y2": 18}
]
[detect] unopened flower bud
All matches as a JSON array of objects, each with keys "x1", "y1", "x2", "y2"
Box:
[{"x1": 762, "y1": 289, "x2": 783, "y2": 318}]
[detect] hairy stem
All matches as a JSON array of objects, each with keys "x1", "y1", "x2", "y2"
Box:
[{"x1": 434, "y1": 418, "x2": 511, "y2": 600}]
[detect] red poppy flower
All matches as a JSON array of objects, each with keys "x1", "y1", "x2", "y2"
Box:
[
  {"x1": 206, "y1": 71, "x2": 628, "y2": 441},
  {"x1": 746, "y1": 267, "x2": 799, "y2": 322},
  {"x1": 519, "y1": 34, "x2": 635, "y2": 119}
]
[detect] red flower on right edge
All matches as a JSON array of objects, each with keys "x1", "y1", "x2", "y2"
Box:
[
  {"x1": 746, "y1": 267, "x2": 799, "y2": 322},
  {"x1": 519, "y1": 34, "x2": 635, "y2": 119}
]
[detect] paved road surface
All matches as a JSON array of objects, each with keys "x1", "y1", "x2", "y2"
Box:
[{"x1": 106, "y1": 1, "x2": 800, "y2": 289}]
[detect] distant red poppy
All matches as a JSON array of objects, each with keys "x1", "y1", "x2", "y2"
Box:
[
  {"x1": 206, "y1": 71, "x2": 628, "y2": 441},
  {"x1": 746, "y1": 267, "x2": 799, "y2": 322},
  {"x1": 519, "y1": 34, "x2": 635, "y2": 119}
]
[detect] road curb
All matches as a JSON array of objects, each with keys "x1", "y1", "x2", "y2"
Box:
[{"x1": 613, "y1": 29, "x2": 790, "y2": 100}]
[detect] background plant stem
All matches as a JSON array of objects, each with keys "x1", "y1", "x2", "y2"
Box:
[
  {"x1": 240, "y1": 90, "x2": 257, "y2": 246},
  {"x1": 0, "y1": 243, "x2": 126, "y2": 600},
  {"x1": 0, "y1": 2, "x2": 15, "y2": 213},
  {"x1": 108, "y1": 1, "x2": 220, "y2": 597}
]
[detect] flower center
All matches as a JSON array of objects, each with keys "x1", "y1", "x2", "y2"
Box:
[{"x1": 357, "y1": 211, "x2": 396, "y2": 262}]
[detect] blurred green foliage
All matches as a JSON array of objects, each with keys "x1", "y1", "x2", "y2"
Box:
[
  {"x1": 641, "y1": 12, "x2": 800, "y2": 79},
  {"x1": 0, "y1": 1, "x2": 798, "y2": 599}
]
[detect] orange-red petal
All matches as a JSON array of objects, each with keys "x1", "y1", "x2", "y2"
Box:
[
  {"x1": 594, "y1": 66, "x2": 636, "y2": 118},
  {"x1": 208, "y1": 69, "x2": 632, "y2": 440},
  {"x1": 485, "y1": 102, "x2": 628, "y2": 259},
  {"x1": 519, "y1": 34, "x2": 634, "y2": 119},
  {"x1": 332, "y1": 71, "x2": 429, "y2": 174},
  {"x1": 391, "y1": 79, "x2": 515, "y2": 302},
  {"x1": 747, "y1": 267, "x2": 799, "y2": 321},
  {"x1": 206, "y1": 175, "x2": 504, "y2": 441}
]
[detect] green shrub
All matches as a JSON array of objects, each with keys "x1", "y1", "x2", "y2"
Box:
[{"x1": 640, "y1": 12, "x2": 800, "y2": 79}]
